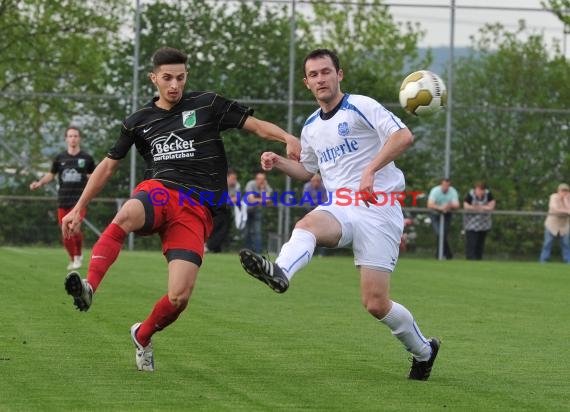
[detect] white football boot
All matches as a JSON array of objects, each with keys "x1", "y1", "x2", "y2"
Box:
[{"x1": 130, "y1": 322, "x2": 154, "y2": 371}]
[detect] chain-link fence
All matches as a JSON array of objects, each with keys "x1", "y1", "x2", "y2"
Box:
[{"x1": 1, "y1": 195, "x2": 559, "y2": 262}]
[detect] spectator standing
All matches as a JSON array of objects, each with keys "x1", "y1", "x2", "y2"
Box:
[
  {"x1": 206, "y1": 169, "x2": 241, "y2": 253},
  {"x1": 427, "y1": 178, "x2": 459, "y2": 259},
  {"x1": 463, "y1": 181, "x2": 496, "y2": 260},
  {"x1": 244, "y1": 172, "x2": 273, "y2": 253},
  {"x1": 539, "y1": 183, "x2": 570, "y2": 263}
]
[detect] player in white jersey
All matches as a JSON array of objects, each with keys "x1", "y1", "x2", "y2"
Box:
[{"x1": 239, "y1": 49, "x2": 439, "y2": 380}]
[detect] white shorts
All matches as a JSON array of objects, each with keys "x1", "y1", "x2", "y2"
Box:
[{"x1": 314, "y1": 201, "x2": 403, "y2": 272}]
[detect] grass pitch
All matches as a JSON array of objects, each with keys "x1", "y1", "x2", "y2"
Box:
[{"x1": 0, "y1": 246, "x2": 568, "y2": 411}]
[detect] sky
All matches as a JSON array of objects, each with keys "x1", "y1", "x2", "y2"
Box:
[{"x1": 386, "y1": 0, "x2": 567, "y2": 51}]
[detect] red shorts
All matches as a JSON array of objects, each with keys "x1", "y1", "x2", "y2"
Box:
[
  {"x1": 57, "y1": 207, "x2": 86, "y2": 225},
  {"x1": 132, "y1": 180, "x2": 213, "y2": 264}
]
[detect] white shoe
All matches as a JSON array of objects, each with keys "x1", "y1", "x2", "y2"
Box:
[
  {"x1": 67, "y1": 255, "x2": 82, "y2": 270},
  {"x1": 130, "y1": 322, "x2": 154, "y2": 371}
]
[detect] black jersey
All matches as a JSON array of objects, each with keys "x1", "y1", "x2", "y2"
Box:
[
  {"x1": 107, "y1": 91, "x2": 253, "y2": 214},
  {"x1": 50, "y1": 150, "x2": 96, "y2": 208}
]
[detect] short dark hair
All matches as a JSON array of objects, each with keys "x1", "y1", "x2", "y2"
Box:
[
  {"x1": 227, "y1": 168, "x2": 237, "y2": 176},
  {"x1": 303, "y1": 48, "x2": 341, "y2": 77},
  {"x1": 65, "y1": 126, "x2": 81, "y2": 137},
  {"x1": 474, "y1": 181, "x2": 487, "y2": 189},
  {"x1": 151, "y1": 47, "x2": 187, "y2": 70}
]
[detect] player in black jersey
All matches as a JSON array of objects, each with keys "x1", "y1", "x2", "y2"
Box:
[
  {"x1": 61, "y1": 47, "x2": 300, "y2": 371},
  {"x1": 30, "y1": 126, "x2": 95, "y2": 270}
]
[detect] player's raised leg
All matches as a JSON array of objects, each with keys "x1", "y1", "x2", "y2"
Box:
[
  {"x1": 360, "y1": 267, "x2": 439, "y2": 380},
  {"x1": 239, "y1": 249, "x2": 290, "y2": 293},
  {"x1": 64, "y1": 198, "x2": 145, "y2": 311},
  {"x1": 239, "y1": 210, "x2": 340, "y2": 292}
]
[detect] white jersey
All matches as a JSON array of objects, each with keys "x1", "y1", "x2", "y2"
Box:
[{"x1": 300, "y1": 93, "x2": 406, "y2": 197}]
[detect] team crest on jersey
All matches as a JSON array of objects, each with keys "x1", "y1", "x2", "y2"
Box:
[
  {"x1": 182, "y1": 110, "x2": 197, "y2": 128},
  {"x1": 337, "y1": 122, "x2": 350, "y2": 136},
  {"x1": 78, "y1": 159, "x2": 85, "y2": 168}
]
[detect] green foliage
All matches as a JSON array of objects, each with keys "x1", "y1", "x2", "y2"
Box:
[
  {"x1": 449, "y1": 22, "x2": 570, "y2": 211},
  {"x1": 1, "y1": 0, "x2": 429, "y2": 191},
  {"x1": 418, "y1": 21, "x2": 570, "y2": 254},
  {"x1": 2, "y1": 0, "x2": 569, "y2": 256},
  {"x1": 0, "y1": 0, "x2": 129, "y2": 190},
  {"x1": 105, "y1": 0, "x2": 429, "y2": 188},
  {"x1": 542, "y1": 0, "x2": 570, "y2": 25},
  {"x1": 108, "y1": 0, "x2": 302, "y2": 185},
  {"x1": 306, "y1": 0, "x2": 429, "y2": 101}
]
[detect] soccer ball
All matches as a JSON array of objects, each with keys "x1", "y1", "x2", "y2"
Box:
[{"x1": 399, "y1": 70, "x2": 447, "y2": 116}]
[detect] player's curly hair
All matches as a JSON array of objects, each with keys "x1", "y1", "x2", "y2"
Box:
[{"x1": 151, "y1": 47, "x2": 188, "y2": 70}]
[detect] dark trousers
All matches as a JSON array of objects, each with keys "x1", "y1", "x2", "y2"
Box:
[
  {"x1": 465, "y1": 230, "x2": 488, "y2": 260},
  {"x1": 431, "y1": 213, "x2": 453, "y2": 259},
  {"x1": 206, "y1": 210, "x2": 231, "y2": 253},
  {"x1": 244, "y1": 210, "x2": 263, "y2": 253}
]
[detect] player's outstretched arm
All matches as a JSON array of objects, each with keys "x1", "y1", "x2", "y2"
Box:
[
  {"x1": 261, "y1": 152, "x2": 313, "y2": 181},
  {"x1": 29, "y1": 172, "x2": 55, "y2": 190},
  {"x1": 62, "y1": 157, "x2": 120, "y2": 238},
  {"x1": 242, "y1": 116, "x2": 301, "y2": 160}
]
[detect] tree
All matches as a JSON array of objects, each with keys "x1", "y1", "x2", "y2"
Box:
[
  {"x1": 0, "y1": 0, "x2": 129, "y2": 192},
  {"x1": 450, "y1": 22, "x2": 569, "y2": 208},
  {"x1": 0, "y1": 0, "x2": 431, "y2": 246},
  {"x1": 304, "y1": 0, "x2": 428, "y2": 100},
  {"x1": 2, "y1": 0, "x2": 430, "y2": 193},
  {"x1": 542, "y1": 0, "x2": 570, "y2": 26},
  {"x1": 106, "y1": 0, "x2": 430, "y2": 188},
  {"x1": 440, "y1": 21, "x2": 570, "y2": 255}
]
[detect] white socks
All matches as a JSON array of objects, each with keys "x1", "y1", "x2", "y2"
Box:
[
  {"x1": 276, "y1": 229, "x2": 431, "y2": 361},
  {"x1": 380, "y1": 301, "x2": 432, "y2": 361},
  {"x1": 275, "y1": 228, "x2": 316, "y2": 280}
]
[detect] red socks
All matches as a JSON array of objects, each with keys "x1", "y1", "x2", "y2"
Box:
[
  {"x1": 74, "y1": 231, "x2": 83, "y2": 257},
  {"x1": 63, "y1": 232, "x2": 83, "y2": 260},
  {"x1": 85, "y1": 223, "x2": 186, "y2": 347},
  {"x1": 63, "y1": 236, "x2": 75, "y2": 260},
  {"x1": 86, "y1": 223, "x2": 127, "y2": 292},
  {"x1": 136, "y1": 295, "x2": 187, "y2": 347}
]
